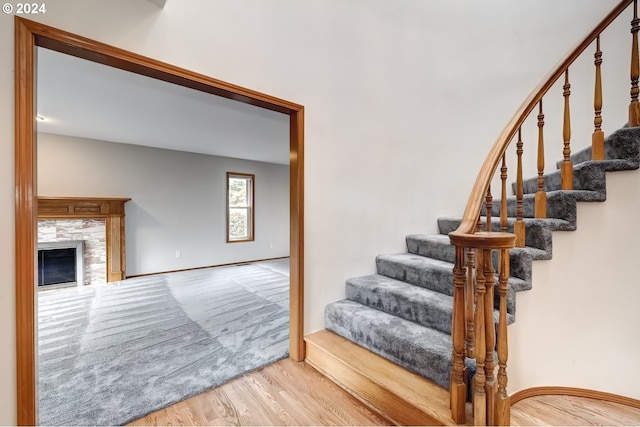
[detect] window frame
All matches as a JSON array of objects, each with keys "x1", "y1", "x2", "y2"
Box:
[{"x1": 226, "y1": 172, "x2": 255, "y2": 243}]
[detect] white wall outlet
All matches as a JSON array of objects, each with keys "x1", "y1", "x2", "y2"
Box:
[
  {"x1": 175, "y1": 250, "x2": 181, "y2": 258},
  {"x1": 269, "y1": 243, "x2": 274, "y2": 249}
]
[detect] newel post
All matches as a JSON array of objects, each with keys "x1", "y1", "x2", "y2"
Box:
[
  {"x1": 450, "y1": 245, "x2": 468, "y2": 424},
  {"x1": 450, "y1": 231, "x2": 515, "y2": 426}
]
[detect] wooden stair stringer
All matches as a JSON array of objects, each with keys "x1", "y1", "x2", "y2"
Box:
[{"x1": 304, "y1": 329, "x2": 466, "y2": 426}]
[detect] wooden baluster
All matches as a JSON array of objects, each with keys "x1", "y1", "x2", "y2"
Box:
[
  {"x1": 631, "y1": 0, "x2": 640, "y2": 127},
  {"x1": 495, "y1": 248, "x2": 511, "y2": 426},
  {"x1": 500, "y1": 154, "x2": 508, "y2": 233},
  {"x1": 561, "y1": 70, "x2": 573, "y2": 190},
  {"x1": 473, "y1": 248, "x2": 487, "y2": 426},
  {"x1": 593, "y1": 35, "x2": 605, "y2": 160},
  {"x1": 480, "y1": 188, "x2": 493, "y2": 422},
  {"x1": 465, "y1": 249, "x2": 476, "y2": 360},
  {"x1": 515, "y1": 129, "x2": 525, "y2": 247},
  {"x1": 486, "y1": 187, "x2": 493, "y2": 233},
  {"x1": 451, "y1": 246, "x2": 468, "y2": 424},
  {"x1": 535, "y1": 101, "x2": 547, "y2": 218},
  {"x1": 483, "y1": 248, "x2": 497, "y2": 426}
]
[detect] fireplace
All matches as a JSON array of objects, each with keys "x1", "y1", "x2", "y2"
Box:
[
  {"x1": 38, "y1": 197, "x2": 130, "y2": 282},
  {"x1": 37, "y1": 240, "x2": 84, "y2": 289}
]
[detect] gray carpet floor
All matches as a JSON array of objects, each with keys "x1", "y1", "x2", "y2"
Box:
[{"x1": 37, "y1": 258, "x2": 290, "y2": 426}]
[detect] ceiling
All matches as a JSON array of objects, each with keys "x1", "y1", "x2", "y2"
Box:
[{"x1": 36, "y1": 47, "x2": 290, "y2": 165}]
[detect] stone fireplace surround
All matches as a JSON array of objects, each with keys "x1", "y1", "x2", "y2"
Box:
[
  {"x1": 38, "y1": 220, "x2": 103, "y2": 285},
  {"x1": 37, "y1": 197, "x2": 131, "y2": 283}
]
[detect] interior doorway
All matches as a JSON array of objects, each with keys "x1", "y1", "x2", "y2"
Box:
[{"x1": 15, "y1": 16, "x2": 304, "y2": 426}]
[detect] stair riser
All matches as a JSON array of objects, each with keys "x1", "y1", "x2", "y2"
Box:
[
  {"x1": 510, "y1": 248, "x2": 549, "y2": 283},
  {"x1": 325, "y1": 302, "x2": 452, "y2": 389},
  {"x1": 556, "y1": 126, "x2": 640, "y2": 168},
  {"x1": 438, "y1": 216, "x2": 567, "y2": 253},
  {"x1": 488, "y1": 192, "x2": 581, "y2": 222},
  {"x1": 408, "y1": 234, "x2": 548, "y2": 283},
  {"x1": 346, "y1": 278, "x2": 516, "y2": 334},
  {"x1": 407, "y1": 236, "x2": 456, "y2": 264},
  {"x1": 346, "y1": 279, "x2": 453, "y2": 335},
  {"x1": 519, "y1": 162, "x2": 606, "y2": 195},
  {"x1": 408, "y1": 236, "x2": 502, "y2": 277},
  {"x1": 376, "y1": 255, "x2": 519, "y2": 314},
  {"x1": 376, "y1": 256, "x2": 453, "y2": 296},
  {"x1": 304, "y1": 330, "x2": 455, "y2": 426},
  {"x1": 521, "y1": 128, "x2": 640, "y2": 194}
]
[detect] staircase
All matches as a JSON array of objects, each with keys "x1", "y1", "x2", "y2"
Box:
[
  {"x1": 305, "y1": 1, "x2": 640, "y2": 424},
  {"x1": 310, "y1": 125, "x2": 639, "y2": 417},
  {"x1": 306, "y1": 127, "x2": 640, "y2": 425}
]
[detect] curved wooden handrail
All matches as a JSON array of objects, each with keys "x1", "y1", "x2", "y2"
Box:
[
  {"x1": 449, "y1": 231, "x2": 516, "y2": 250},
  {"x1": 451, "y1": 0, "x2": 633, "y2": 237}
]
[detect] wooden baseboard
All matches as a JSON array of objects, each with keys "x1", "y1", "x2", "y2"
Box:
[
  {"x1": 304, "y1": 330, "x2": 463, "y2": 426},
  {"x1": 126, "y1": 256, "x2": 289, "y2": 279},
  {"x1": 510, "y1": 386, "x2": 640, "y2": 409}
]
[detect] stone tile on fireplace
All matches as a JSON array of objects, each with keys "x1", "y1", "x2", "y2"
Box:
[{"x1": 37, "y1": 219, "x2": 107, "y2": 285}]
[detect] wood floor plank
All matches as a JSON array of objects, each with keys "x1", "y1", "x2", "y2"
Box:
[
  {"x1": 511, "y1": 394, "x2": 640, "y2": 426},
  {"x1": 131, "y1": 355, "x2": 640, "y2": 426},
  {"x1": 129, "y1": 358, "x2": 390, "y2": 426},
  {"x1": 262, "y1": 358, "x2": 389, "y2": 425}
]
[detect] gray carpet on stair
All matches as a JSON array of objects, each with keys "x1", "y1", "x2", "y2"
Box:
[
  {"x1": 38, "y1": 259, "x2": 290, "y2": 426},
  {"x1": 326, "y1": 299, "x2": 453, "y2": 389},
  {"x1": 347, "y1": 274, "x2": 455, "y2": 334}
]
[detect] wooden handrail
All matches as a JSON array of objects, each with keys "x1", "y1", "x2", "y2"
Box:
[{"x1": 451, "y1": 0, "x2": 633, "y2": 237}]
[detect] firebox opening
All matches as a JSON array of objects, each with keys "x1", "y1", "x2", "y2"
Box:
[{"x1": 37, "y1": 240, "x2": 85, "y2": 290}]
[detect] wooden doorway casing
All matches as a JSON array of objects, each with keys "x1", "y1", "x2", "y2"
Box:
[{"x1": 14, "y1": 16, "x2": 304, "y2": 426}]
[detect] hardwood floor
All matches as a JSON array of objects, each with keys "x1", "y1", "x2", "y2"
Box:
[
  {"x1": 128, "y1": 358, "x2": 392, "y2": 426},
  {"x1": 130, "y1": 356, "x2": 640, "y2": 426},
  {"x1": 511, "y1": 394, "x2": 640, "y2": 426}
]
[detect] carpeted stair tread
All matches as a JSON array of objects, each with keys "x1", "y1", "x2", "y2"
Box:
[
  {"x1": 325, "y1": 299, "x2": 453, "y2": 389},
  {"x1": 520, "y1": 161, "x2": 609, "y2": 195},
  {"x1": 376, "y1": 253, "x2": 457, "y2": 296},
  {"x1": 518, "y1": 129, "x2": 640, "y2": 201},
  {"x1": 406, "y1": 234, "x2": 455, "y2": 263},
  {"x1": 346, "y1": 273, "x2": 514, "y2": 334},
  {"x1": 438, "y1": 215, "x2": 572, "y2": 254},
  {"x1": 346, "y1": 274, "x2": 454, "y2": 335},
  {"x1": 407, "y1": 232, "x2": 549, "y2": 283},
  {"x1": 555, "y1": 126, "x2": 640, "y2": 168},
  {"x1": 488, "y1": 189, "x2": 605, "y2": 222},
  {"x1": 438, "y1": 215, "x2": 573, "y2": 234},
  {"x1": 509, "y1": 246, "x2": 551, "y2": 283},
  {"x1": 376, "y1": 252, "x2": 527, "y2": 314}
]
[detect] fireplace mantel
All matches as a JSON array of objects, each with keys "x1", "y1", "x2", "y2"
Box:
[{"x1": 38, "y1": 197, "x2": 131, "y2": 281}]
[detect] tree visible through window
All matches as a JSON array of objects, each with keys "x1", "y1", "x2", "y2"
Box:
[{"x1": 227, "y1": 172, "x2": 254, "y2": 242}]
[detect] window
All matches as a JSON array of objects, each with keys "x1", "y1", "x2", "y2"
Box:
[{"x1": 227, "y1": 172, "x2": 255, "y2": 242}]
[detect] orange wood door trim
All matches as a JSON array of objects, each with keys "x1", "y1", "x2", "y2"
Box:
[
  {"x1": 14, "y1": 16, "x2": 304, "y2": 425},
  {"x1": 14, "y1": 16, "x2": 37, "y2": 427}
]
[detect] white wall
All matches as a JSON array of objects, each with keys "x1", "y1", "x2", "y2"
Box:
[
  {"x1": 38, "y1": 133, "x2": 289, "y2": 276},
  {"x1": 0, "y1": 0, "x2": 628, "y2": 423},
  {"x1": 510, "y1": 168, "x2": 640, "y2": 399}
]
